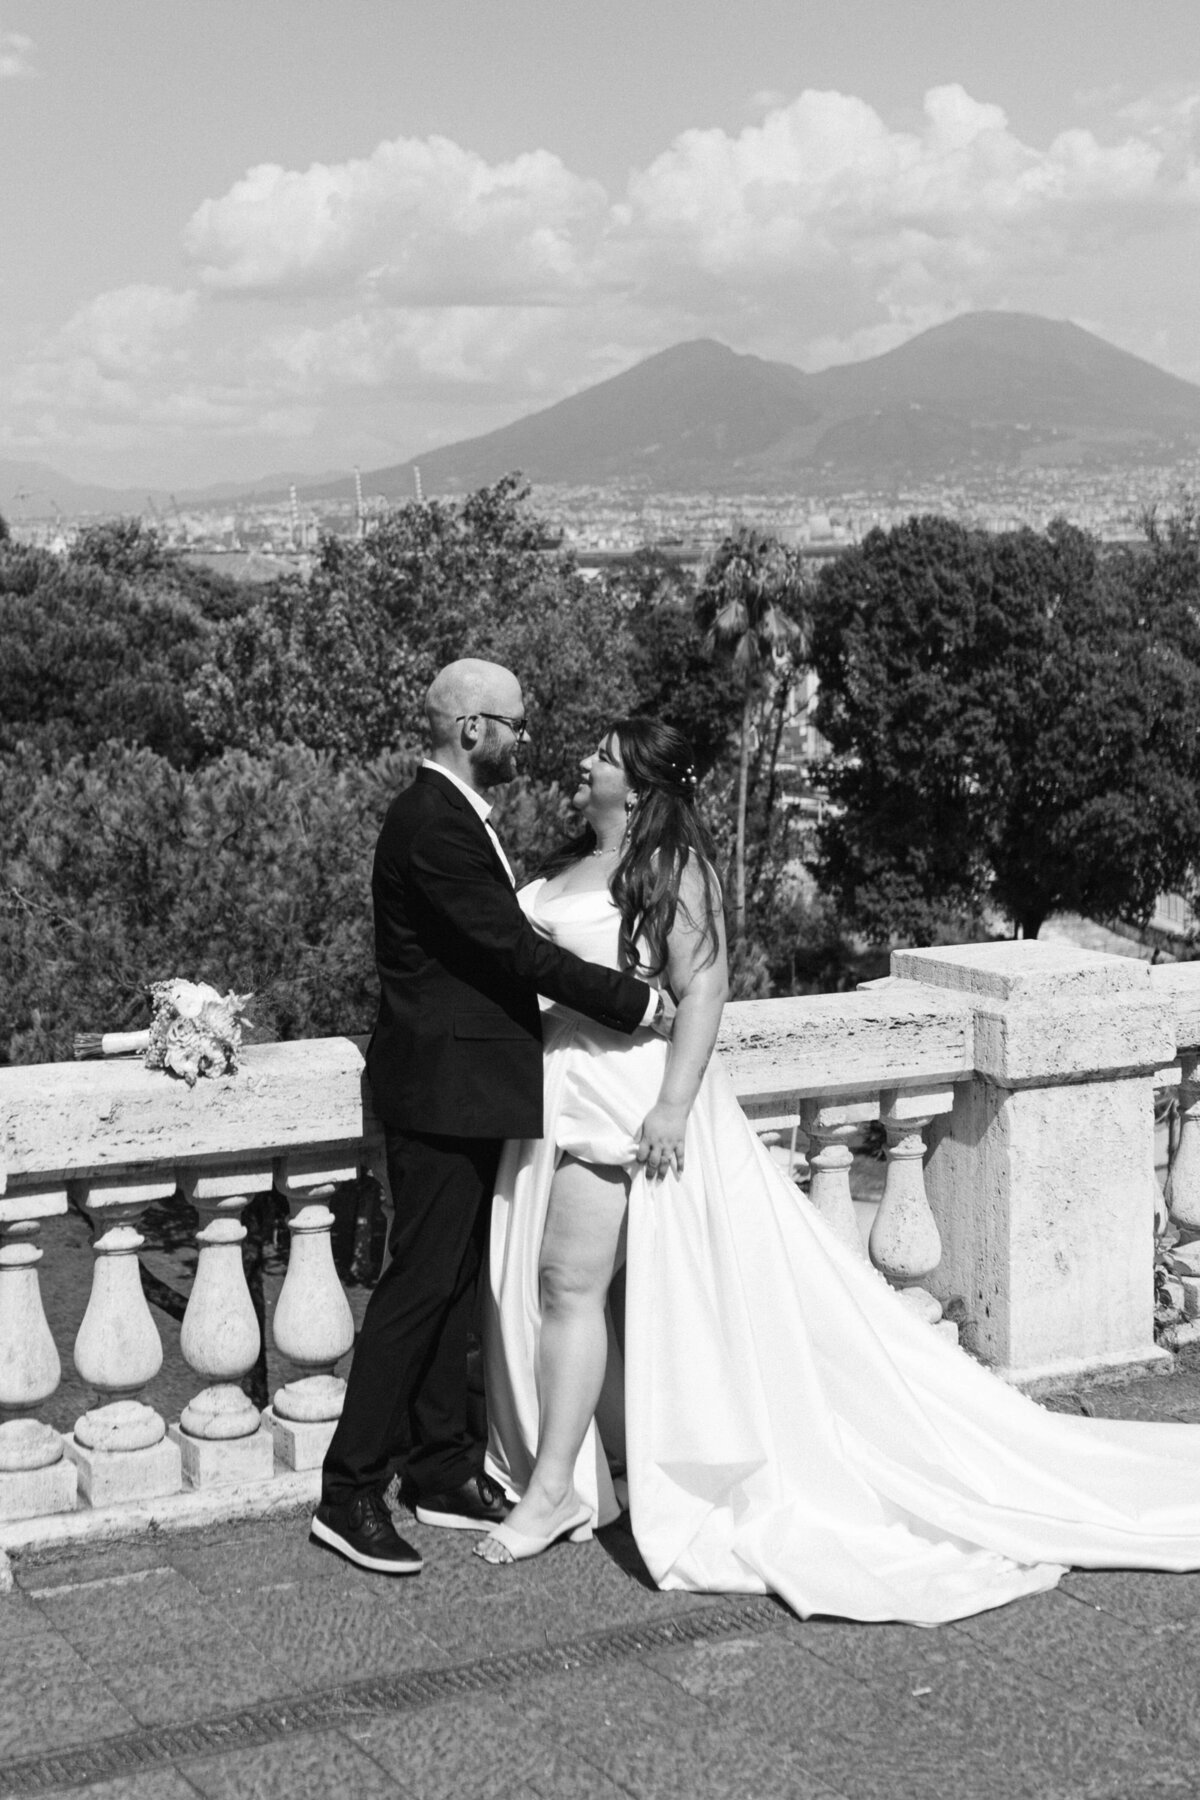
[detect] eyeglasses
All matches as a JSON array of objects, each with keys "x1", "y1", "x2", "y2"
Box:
[{"x1": 456, "y1": 711, "x2": 529, "y2": 742}]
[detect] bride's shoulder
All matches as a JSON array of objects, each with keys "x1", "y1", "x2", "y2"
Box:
[
  {"x1": 673, "y1": 849, "x2": 723, "y2": 906},
  {"x1": 516, "y1": 876, "x2": 548, "y2": 915}
]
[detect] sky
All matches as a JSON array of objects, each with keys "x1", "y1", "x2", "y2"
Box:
[{"x1": 2, "y1": 0, "x2": 1199, "y2": 490}]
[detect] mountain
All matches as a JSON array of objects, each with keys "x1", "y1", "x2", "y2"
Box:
[
  {"x1": 301, "y1": 312, "x2": 1200, "y2": 497},
  {"x1": 0, "y1": 457, "x2": 156, "y2": 519},
  {"x1": 7, "y1": 313, "x2": 1200, "y2": 519},
  {"x1": 0, "y1": 459, "x2": 344, "y2": 520}
]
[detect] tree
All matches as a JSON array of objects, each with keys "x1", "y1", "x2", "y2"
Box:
[
  {"x1": 0, "y1": 742, "x2": 411, "y2": 1064},
  {"x1": 810, "y1": 514, "x2": 1200, "y2": 942},
  {"x1": 0, "y1": 540, "x2": 214, "y2": 766},
  {"x1": 695, "y1": 528, "x2": 808, "y2": 949},
  {"x1": 188, "y1": 477, "x2": 633, "y2": 777},
  {"x1": 622, "y1": 583, "x2": 745, "y2": 779}
]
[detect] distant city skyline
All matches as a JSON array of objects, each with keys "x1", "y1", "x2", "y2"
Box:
[{"x1": 2, "y1": 0, "x2": 1199, "y2": 489}]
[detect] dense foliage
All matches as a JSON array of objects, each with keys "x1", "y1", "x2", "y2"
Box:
[
  {"x1": 0, "y1": 539, "x2": 219, "y2": 766},
  {"x1": 0, "y1": 742, "x2": 411, "y2": 1064},
  {"x1": 810, "y1": 512, "x2": 1200, "y2": 940},
  {"x1": 6, "y1": 486, "x2": 1200, "y2": 1064},
  {"x1": 0, "y1": 488, "x2": 770, "y2": 1062}
]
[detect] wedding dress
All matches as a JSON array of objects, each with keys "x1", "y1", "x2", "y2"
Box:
[{"x1": 483, "y1": 880, "x2": 1200, "y2": 1625}]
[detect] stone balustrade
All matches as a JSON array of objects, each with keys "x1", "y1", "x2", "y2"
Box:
[{"x1": 3, "y1": 939, "x2": 1200, "y2": 1558}]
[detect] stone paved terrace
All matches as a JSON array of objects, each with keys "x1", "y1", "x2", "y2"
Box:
[{"x1": 6, "y1": 1353, "x2": 1200, "y2": 1800}]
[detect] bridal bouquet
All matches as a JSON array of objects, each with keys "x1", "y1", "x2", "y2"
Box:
[{"x1": 144, "y1": 979, "x2": 252, "y2": 1087}]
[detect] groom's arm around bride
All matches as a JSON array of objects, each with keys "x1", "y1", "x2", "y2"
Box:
[{"x1": 311, "y1": 657, "x2": 658, "y2": 1577}]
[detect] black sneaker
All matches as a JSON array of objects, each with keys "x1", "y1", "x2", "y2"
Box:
[
  {"x1": 311, "y1": 1493, "x2": 424, "y2": 1574},
  {"x1": 415, "y1": 1473, "x2": 511, "y2": 1530}
]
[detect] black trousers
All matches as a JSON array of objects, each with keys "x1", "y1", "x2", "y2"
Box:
[{"x1": 321, "y1": 1128, "x2": 502, "y2": 1504}]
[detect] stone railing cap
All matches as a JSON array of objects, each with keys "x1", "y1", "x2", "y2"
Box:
[{"x1": 893, "y1": 941, "x2": 1150, "y2": 1002}]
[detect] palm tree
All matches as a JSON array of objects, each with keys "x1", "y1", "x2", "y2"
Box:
[{"x1": 697, "y1": 527, "x2": 806, "y2": 952}]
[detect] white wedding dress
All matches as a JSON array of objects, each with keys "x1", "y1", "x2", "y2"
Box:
[{"x1": 483, "y1": 881, "x2": 1200, "y2": 1625}]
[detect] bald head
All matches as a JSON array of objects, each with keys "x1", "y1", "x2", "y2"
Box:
[{"x1": 425, "y1": 658, "x2": 523, "y2": 750}]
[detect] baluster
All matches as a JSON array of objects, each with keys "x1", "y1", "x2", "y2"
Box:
[
  {"x1": 0, "y1": 1187, "x2": 78, "y2": 1521},
  {"x1": 264, "y1": 1153, "x2": 357, "y2": 1470},
  {"x1": 871, "y1": 1088, "x2": 959, "y2": 1341},
  {"x1": 1162, "y1": 1057, "x2": 1200, "y2": 1325},
  {"x1": 168, "y1": 1166, "x2": 275, "y2": 1489},
  {"x1": 1166, "y1": 1056, "x2": 1200, "y2": 1232},
  {"x1": 64, "y1": 1176, "x2": 182, "y2": 1507},
  {"x1": 800, "y1": 1097, "x2": 878, "y2": 1259}
]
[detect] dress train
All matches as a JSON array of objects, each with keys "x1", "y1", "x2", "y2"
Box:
[{"x1": 483, "y1": 883, "x2": 1200, "y2": 1625}]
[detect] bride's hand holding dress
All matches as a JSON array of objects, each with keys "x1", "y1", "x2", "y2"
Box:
[{"x1": 635, "y1": 854, "x2": 729, "y2": 1184}]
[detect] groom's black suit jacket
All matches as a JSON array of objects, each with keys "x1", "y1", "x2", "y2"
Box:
[{"x1": 366, "y1": 765, "x2": 650, "y2": 1139}]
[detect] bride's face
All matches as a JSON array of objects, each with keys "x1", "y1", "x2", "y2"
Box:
[{"x1": 573, "y1": 732, "x2": 636, "y2": 823}]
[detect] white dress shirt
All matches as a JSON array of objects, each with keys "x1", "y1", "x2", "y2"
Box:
[
  {"x1": 421, "y1": 758, "x2": 515, "y2": 886},
  {"x1": 419, "y1": 758, "x2": 659, "y2": 1027}
]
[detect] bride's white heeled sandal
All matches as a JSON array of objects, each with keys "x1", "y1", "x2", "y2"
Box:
[{"x1": 473, "y1": 1499, "x2": 592, "y2": 1565}]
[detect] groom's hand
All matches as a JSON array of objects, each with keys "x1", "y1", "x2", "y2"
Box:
[{"x1": 651, "y1": 990, "x2": 677, "y2": 1037}]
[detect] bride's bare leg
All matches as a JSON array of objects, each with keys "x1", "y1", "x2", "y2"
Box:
[
  {"x1": 500, "y1": 1153, "x2": 627, "y2": 1539},
  {"x1": 594, "y1": 1257, "x2": 627, "y2": 1468}
]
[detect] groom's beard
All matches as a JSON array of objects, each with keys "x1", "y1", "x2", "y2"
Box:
[{"x1": 475, "y1": 722, "x2": 519, "y2": 788}]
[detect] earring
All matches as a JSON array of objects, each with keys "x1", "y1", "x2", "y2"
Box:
[{"x1": 625, "y1": 794, "x2": 637, "y2": 817}]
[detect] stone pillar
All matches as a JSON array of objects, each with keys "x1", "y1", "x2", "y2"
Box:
[
  {"x1": 263, "y1": 1153, "x2": 357, "y2": 1470},
  {"x1": 894, "y1": 942, "x2": 1175, "y2": 1389},
  {"x1": 0, "y1": 1186, "x2": 78, "y2": 1521},
  {"x1": 65, "y1": 1176, "x2": 182, "y2": 1506},
  {"x1": 800, "y1": 1096, "x2": 878, "y2": 1259},
  {"x1": 168, "y1": 1166, "x2": 275, "y2": 1489}
]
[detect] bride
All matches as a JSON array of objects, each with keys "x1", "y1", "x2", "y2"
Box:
[{"x1": 476, "y1": 716, "x2": 1200, "y2": 1624}]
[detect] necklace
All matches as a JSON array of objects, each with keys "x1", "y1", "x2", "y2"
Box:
[{"x1": 588, "y1": 845, "x2": 621, "y2": 859}]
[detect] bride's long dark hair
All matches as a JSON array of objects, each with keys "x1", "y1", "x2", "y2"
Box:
[{"x1": 540, "y1": 717, "x2": 722, "y2": 979}]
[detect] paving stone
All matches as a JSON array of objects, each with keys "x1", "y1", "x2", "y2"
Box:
[
  {"x1": 0, "y1": 1632, "x2": 138, "y2": 1760},
  {"x1": 215, "y1": 1582, "x2": 450, "y2": 1688},
  {"x1": 431, "y1": 1567, "x2": 672, "y2": 1658},
  {"x1": 952, "y1": 1589, "x2": 1200, "y2": 1754},
  {"x1": 870, "y1": 1640, "x2": 1138, "y2": 1751},
  {"x1": 648, "y1": 1632, "x2": 892, "y2": 1742},
  {"x1": 796, "y1": 1611, "x2": 989, "y2": 1698},
  {"x1": 791, "y1": 1726, "x2": 1036, "y2": 1800},
  {"x1": 344, "y1": 1695, "x2": 629, "y2": 1800},
  {"x1": 1062, "y1": 1567, "x2": 1200, "y2": 1627},
  {"x1": 36, "y1": 1566, "x2": 229, "y2": 1655},
  {"x1": 85, "y1": 1637, "x2": 295, "y2": 1729},
  {"x1": 520, "y1": 1536, "x2": 714, "y2": 1624},
  {"x1": 164, "y1": 1520, "x2": 361, "y2": 1595},
  {"x1": 0, "y1": 1587, "x2": 61, "y2": 1636},
  {"x1": 505, "y1": 1661, "x2": 836, "y2": 1800},
  {"x1": 1035, "y1": 1760, "x2": 1200, "y2": 1800},
  {"x1": 30, "y1": 1770, "x2": 202, "y2": 1800},
  {"x1": 15, "y1": 1539, "x2": 175, "y2": 1593},
  {"x1": 388, "y1": 1584, "x2": 581, "y2": 1663},
  {"x1": 950, "y1": 1583, "x2": 1170, "y2": 1689},
  {"x1": 179, "y1": 1728, "x2": 408, "y2": 1798}
]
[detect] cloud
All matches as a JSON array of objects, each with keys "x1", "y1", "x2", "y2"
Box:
[
  {"x1": 0, "y1": 28, "x2": 34, "y2": 78},
  {"x1": 618, "y1": 85, "x2": 1192, "y2": 334},
  {"x1": 55, "y1": 285, "x2": 199, "y2": 372},
  {"x1": 183, "y1": 137, "x2": 611, "y2": 304},
  {"x1": 9, "y1": 81, "x2": 1200, "y2": 479},
  {"x1": 182, "y1": 81, "x2": 1200, "y2": 360}
]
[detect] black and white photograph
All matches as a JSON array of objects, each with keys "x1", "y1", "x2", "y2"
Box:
[{"x1": 3, "y1": 4, "x2": 1200, "y2": 1796}]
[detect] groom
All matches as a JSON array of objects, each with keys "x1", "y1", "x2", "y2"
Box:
[{"x1": 312, "y1": 658, "x2": 661, "y2": 1574}]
